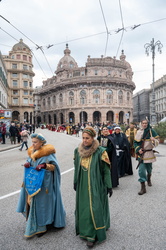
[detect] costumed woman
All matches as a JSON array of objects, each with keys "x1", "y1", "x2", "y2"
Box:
[
  {"x1": 111, "y1": 126, "x2": 133, "y2": 178},
  {"x1": 74, "y1": 126, "x2": 112, "y2": 248},
  {"x1": 134, "y1": 119, "x2": 159, "y2": 195},
  {"x1": 97, "y1": 126, "x2": 119, "y2": 188},
  {"x1": 17, "y1": 133, "x2": 66, "y2": 238}
]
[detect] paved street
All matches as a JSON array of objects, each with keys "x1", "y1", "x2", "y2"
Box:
[{"x1": 0, "y1": 128, "x2": 166, "y2": 250}]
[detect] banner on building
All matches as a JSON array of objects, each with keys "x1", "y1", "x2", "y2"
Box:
[{"x1": 0, "y1": 110, "x2": 12, "y2": 119}]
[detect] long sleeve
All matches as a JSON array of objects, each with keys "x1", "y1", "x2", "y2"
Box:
[{"x1": 101, "y1": 151, "x2": 112, "y2": 189}]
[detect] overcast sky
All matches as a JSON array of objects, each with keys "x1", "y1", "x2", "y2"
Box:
[{"x1": 0, "y1": 0, "x2": 166, "y2": 94}]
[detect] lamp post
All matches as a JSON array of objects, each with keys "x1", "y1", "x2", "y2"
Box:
[{"x1": 144, "y1": 38, "x2": 163, "y2": 125}]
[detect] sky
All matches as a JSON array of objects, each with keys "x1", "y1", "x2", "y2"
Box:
[{"x1": 0, "y1": 0, "x2": 166, "y2": 94}]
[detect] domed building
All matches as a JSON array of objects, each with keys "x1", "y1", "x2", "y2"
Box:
[
  {"x1": 34, "y1": 44, "x2": 135, "y2": 126},
  {"x1": 3, "y1": 39, "x2": 35, "y2": 123}
]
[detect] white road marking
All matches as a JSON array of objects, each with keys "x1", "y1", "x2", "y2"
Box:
[{"x1": 0, "y1": 167, "x2": 74, "y2": 201}]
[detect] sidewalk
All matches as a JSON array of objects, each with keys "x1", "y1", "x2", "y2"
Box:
[{"x1": 0, "y1": 137, "x2": 20, "y2": 152}]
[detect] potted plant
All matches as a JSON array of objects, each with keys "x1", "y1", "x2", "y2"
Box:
[{"x1": 154, "y1": 121, "x2": 166, "y2": 143}]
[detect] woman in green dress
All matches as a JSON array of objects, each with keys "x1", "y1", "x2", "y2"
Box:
[{"x1": 74, "y1": 126, "x2": 112, "y2": 248}]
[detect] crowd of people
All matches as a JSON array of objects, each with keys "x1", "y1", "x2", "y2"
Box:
[
  {"x1": 15, "y1": 119, "x2": 160, "y2": 247},
  {"x1": 0, "y1": 122, "x2": 35, "y2": 148}
]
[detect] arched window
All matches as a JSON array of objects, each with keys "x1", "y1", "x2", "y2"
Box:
[
  {"x1": 43, "y1": 99, "x2": 45, "y2": 106},
  {"x1": 53, "y1": 95, "x2": 56, "y2": 104},
  {"x1": 106, "y1": 89, "x2": 113, "y2": 104},
  {"x1": 80, "y1": 90, "x2": 86, "y2": 105},
  {"x1": 118, "y1": 90, "x2": 123, "y2": 104},
  {"x1": 69, "y1": 91, "x2": 74, "y2": 105},
  {"x1": 59, "y1": 93, "x2": 63, "y2": 103},
  {"x1": 127, "y1": 92, "x2": 130, "y2": 104},
  {"x1": 47, "y1": 97, "x2": 50, "y2": 107},
  {"x1": 93, "y1": 89, "x2": 100, "y2": 104}
]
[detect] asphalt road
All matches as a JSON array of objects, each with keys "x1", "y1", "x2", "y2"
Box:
[{"x1": 0, "y1": 128, "x2": 165, "y2": 250}]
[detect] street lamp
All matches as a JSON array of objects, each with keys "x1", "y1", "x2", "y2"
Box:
[{"x1": 144, "y1": 38, "x2": 163, "y2": 125}]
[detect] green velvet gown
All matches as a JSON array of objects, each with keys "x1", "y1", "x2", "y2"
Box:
[{"x1": 74, "y1": 143, "x2": 112, "y2": 243}]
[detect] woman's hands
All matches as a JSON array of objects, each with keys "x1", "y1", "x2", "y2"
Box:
[
  {"x1": 36, "y1": 163, "x2": 46, "y2": 171},
  {"x1": 23, "y1": 162, "x2": 30, "y2": 168}
]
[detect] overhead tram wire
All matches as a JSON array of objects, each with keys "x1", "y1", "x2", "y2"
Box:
[
  {"x1": 116, "y1": 0, "x2": 125, "y2": 58},
  {"x1": 99, "y1": 0, "x2": 109, "y2": 57},
  {"x1": 0, "y1": 15, "x2": 54, "y2": 76},
  {"x1": 0, "y1": 26, "x2": 18, "y2": 42},
  {"x1": 0, "y1": 26, "x2": 47, "y2": 79},
  {"x1": 44, "y1": 17, "x2": 166, "y2": 50}
]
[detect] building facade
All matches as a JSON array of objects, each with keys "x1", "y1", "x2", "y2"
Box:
[
  {"x1": 133, "y1": 75, "x2": 166, "y2": 123},
  {"x1": 34, "y1": 44, "x2": 135, "y2": 125},
  {"x1": 3, "y1": 39, "x2": 35, "y2": 123},
  {"x1": 0, "y1": 51, "x2": 8, "y2": 110},
  {"x1": 150, "y1": 75, "x2": 166, "y2": 122},
  {"x1": 133, "y1": 89, "x2": 150, "y2": 123}
]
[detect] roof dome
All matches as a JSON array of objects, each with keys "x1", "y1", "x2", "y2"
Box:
[
  {"x1": 56, "y1": 44, "x2": 78, "y2": 73},
  {"x1": 12, "y1": 39, "x2": 30, "y2": 51}
]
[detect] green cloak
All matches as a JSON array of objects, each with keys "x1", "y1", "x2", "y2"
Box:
[{"x1": 74, "y1": 141, "x2": 112, "y2": 243}]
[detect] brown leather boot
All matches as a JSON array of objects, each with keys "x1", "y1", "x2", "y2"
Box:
[
  {"x1": 147, "y1": 174, "x2": 152, "y2": 186},
  {"x1": 138, "y1": 182, "x2": 146, "y2": 195}
]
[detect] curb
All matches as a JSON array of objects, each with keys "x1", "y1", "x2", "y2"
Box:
[{"x1": 0, "y1": 144, "x2": 20, "y2": 152}]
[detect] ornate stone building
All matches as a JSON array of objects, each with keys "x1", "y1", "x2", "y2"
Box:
[
  {"x1": 150, "y1": 75, "x2": 166, "y2": 122},
  {"x1": 133, "y1": 89, "x2": 150, "y2": 123},
  {"x1": 133, "y1": 75, "x2": 166, "y2": 123},
  {"x1": 0, "y1": 51, "x2": 8, "y2": 110},
  {"x1": 3, "y1": 39, "x2": 35, "y2": 123},
  {"x1": 34, "y1": 44, "x2": 135, "y2": 125}
]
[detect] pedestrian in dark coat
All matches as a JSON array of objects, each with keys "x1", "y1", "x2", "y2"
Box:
[
  {"x1": 110, "y1": 126, "x2": 133, "y2": 178},
  {"x1": 97, "y1": 126, "x2": 119, "y2": 188},
  {"x1": 9, "y1": 123, "x2": 17, "y2": 144}
]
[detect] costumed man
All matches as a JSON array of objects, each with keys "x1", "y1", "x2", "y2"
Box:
[
  {"x1": 125, "y1": 122, "x2": 137, "y2": 157},
  {"x1": 111, "y1": 126, "x2": 133, "y2": 178},
  {"x1": 17, "y1": 133, "x2": 66, "y2": 238},
  {"x1": 74, "y1": 127, "x2": 112, "y2": 248},
  {"x1": 97, "y1": 126, "x2": 119, "y2": 188},
  {"x1": 134, "y1": 119, "x2": 159, "y2": 195}
]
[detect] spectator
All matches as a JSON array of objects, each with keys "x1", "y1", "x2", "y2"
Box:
[
  {"x1": 1, "y1": 122, "x2": 6, "y2": 144},
  {"x1": 19, "y1": 129, "x2": 29, "y2": 151},
  {"x1": 9, "y1": 123, "x2": 17, "y2": 144}
]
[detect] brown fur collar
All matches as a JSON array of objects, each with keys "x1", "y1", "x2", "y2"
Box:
[
  {"x1": 27, "y1": 144, "x2": 56, "y2": 161},
  {"x1": 78, "y1": 139, "x2": 99, "y2": 158}
]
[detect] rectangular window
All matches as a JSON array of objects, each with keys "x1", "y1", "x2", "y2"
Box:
[
  {"x1": 13, "y1": 98, "x2": 18, "y2": 104},
  {"x1": 29, "y1": 82, "x2": 32, "y2": 87},
  {"x1": 12, "y1": 64, "x2": 17, "y2": 69},
  {"x1": 23, "y1": 65, "x2": 28, "y2": 70},
  {"x1": 24, "y1": 91, "x2": 28, "y2": 95},
  {"x1": 16, "y1": 54, "x2": 21, "y2": 59},
  {"x1": 30, "y1": 92, "x2": 33, "y2": 95},
  {"x1": 13, "y1": 80, "x2": 18, "y2": 87},
  {"x1": 29, "y1": 99, "x2": 33, "y2": 104},
  {"x1": 12, "y1": 73, "x2": 18, "y2": 78},
  {"x1": 13, "y1": 90, "x2": 18, "y2": 95},
  {"x1": 94, "y1": 70, "x2": 98, "y2": 75},
  {"x1": 23, "y1": 81, "x2": 28, "y2": 87},
  {"x1": 23, "y1": 98, "x2": 28, "y2": 104},
  {"x1": 23, "y1": 55, "x2": 27, "y2": 61},
  {"x1": 23, "y1": 74, "x2": 28, "y2": 79}
]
